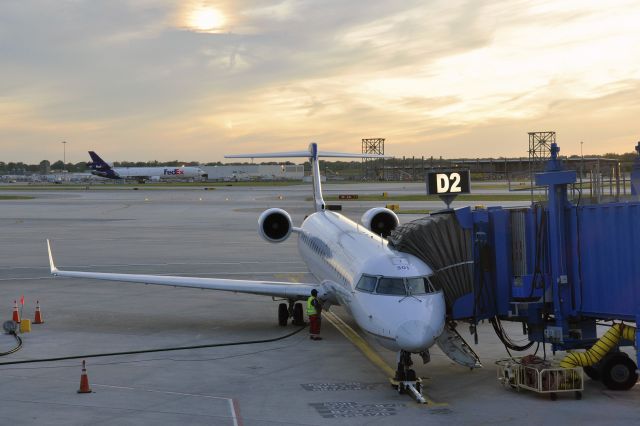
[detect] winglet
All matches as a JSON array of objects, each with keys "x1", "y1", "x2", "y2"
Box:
[{"x1": 46, "y1": 239, "x2": 58, "y2": 274}]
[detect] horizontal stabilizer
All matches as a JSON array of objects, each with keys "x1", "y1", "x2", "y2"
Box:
[
  {"x1": 225, "y1": 142, "x2": 390, "y2": 212},
  {"x1": 225, "y1": 149, "x2": 390, "y2": 160},
  {"x1": 317, "y1": 151, "x2": 388, "y2": 159},
  {"x1": 225, "y1": 150, "x2": 311, "y2": 159}
]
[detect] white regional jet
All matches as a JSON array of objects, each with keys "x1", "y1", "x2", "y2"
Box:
[
  {"x1": 48, "y1": 143, "x2": 450, "y2": 401},
  {"x1": 88, "y1": 151, "x2": 208, "y2": 183}
]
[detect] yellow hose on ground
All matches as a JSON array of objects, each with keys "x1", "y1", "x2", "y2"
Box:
[{"x1": 559, "y1": 323, "x2": 637, "y2": 369}]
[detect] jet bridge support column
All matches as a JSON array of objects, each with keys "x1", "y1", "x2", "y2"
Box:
[
  {"x1": 534, "y1": 143, "x2": 576, "y2": 340},
  {"x1": 631, "y1": 142, "x2": 640, "y2": 197},
  {"x1": 637, "y1": 312, "x2": 640, "y2": 371}
]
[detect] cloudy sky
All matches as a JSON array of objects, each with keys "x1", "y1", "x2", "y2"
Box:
[{"x1": 1, "y1": 0, "x2": 639, "y2": 163}]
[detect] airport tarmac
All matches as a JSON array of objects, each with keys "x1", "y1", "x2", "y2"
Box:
[{"x1": 0, "y1": 184, "x2": 637, "y2": 425}]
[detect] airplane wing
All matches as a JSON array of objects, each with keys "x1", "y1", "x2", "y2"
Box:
[{"x1": 47, "y1": 240, "x2": 318, "y2": 300}]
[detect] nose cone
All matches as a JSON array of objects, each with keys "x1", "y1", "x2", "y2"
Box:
[{"x1": 395, "y1": 320, "x2": 439, "y2": 352}]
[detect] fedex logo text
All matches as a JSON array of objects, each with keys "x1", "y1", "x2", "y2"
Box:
[{"x1": 163, "y1": 169, "x2": 185, "y2": 175}]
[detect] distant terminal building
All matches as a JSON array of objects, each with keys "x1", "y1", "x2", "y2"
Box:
[
  {"x1": 378, "y1": 156, "x2": 621, "y2": 181},
  {"x1": 202, "y1": 164, "x2": 304, "y2": 181}
]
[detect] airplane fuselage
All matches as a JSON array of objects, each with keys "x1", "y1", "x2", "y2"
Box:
[
  {"x1": 297, "y1": 210, "x2": 446, "y2": 353},
  {"x1": 92, "y1": 166, "x2": 206, "y2": 181}
]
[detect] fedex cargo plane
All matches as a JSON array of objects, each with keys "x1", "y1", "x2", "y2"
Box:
[{"x1": 88, "y1": 151, "x2": 207, "y2": 183}]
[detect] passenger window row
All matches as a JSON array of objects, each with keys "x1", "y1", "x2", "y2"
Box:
[
  {"x1": 301, "y1": 234, "x2": 348, "y2": 285},
  {"x1": 300, "y1": 233, "x2": 330, "y2": 258}
]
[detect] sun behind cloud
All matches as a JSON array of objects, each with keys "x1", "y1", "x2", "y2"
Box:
[{"x1": 185, "y1": 3, "x2": 226, "y2": 33}]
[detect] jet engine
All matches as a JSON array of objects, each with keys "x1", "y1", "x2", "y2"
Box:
[
  {"x1": 361, "y1": 207, "x2": 399, "y2": 238},
  {"x1": 258, "y1": 208, "x2": 293, "y2": 243}
]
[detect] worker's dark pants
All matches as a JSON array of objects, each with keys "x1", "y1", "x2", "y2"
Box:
[{"x1": 309, "y1": 315, "x2": 321, "y2": 337}]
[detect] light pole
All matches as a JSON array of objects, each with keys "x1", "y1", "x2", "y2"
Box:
[
  {"x1": 61, "y1": 140, "x2": 67, "y2": 167},
  {"x1": 580, "y1": 140, "x2": 586, "y2": 197}
]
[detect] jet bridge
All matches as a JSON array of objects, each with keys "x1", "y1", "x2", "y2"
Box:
[{"x1": 389, "y1": 142, "x2": 640, "y2": 391}]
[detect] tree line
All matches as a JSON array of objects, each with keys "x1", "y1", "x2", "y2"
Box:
[
  {"x1": 0, "y1": 159, "x2": 208, "y2": 174},
  {"x1": 1, "y1": 150, "x2": 637, "y2": 175}
]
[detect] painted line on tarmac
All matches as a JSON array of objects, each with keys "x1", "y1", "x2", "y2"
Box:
[
  {"x1": 323, "y1": 311, "x2": 394, "y2": 376},
  {"x1": 92, "y1": 384, "x2": 242, "y2": 426},
  {"x1": 323, "y1": 311, "x2": 447, "y2": 407}
]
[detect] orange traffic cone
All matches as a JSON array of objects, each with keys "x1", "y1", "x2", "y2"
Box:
[
  {"x1": 34, "y1": 300, "x2": 44, "y2": 324},
  {"x1": 78, "y1": 360, "x2": 92, "y2": 394},
  {"x1": 12, "y1": 300, "x2": 20, "y2": 323}
]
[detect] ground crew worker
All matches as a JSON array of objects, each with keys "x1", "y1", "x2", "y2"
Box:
[{"x1": 307, "y1": 289, "x2": 323, "y2": 340}]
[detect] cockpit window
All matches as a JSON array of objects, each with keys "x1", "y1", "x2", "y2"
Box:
[
  {"x1": 376, "y1": 277, "x2": 406, "y2": 295},
  {"x1": 356, "y1": 274, "x2": 436, "y2": 295},
  {"x1": 356, "y1": 275, "x2": 377, "y2": 293},
  {"x1": 406, "y1": 277, "x2": 427, "y2": 295}
]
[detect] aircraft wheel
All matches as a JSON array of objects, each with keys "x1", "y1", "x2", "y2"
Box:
[
  {"x1": 292, "y1": 303, "x2": 304, "y2": 325},
  {"x1": 601, "y1": 353, "x2": 638, "y2": 391},
  {"x1": 278, "y1": 303, "x2": 288, "y2": 326}
]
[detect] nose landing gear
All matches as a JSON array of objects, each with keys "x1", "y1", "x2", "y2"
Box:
[{"x1": 390, "y1": 350, "x2": 428, "y2": 404}]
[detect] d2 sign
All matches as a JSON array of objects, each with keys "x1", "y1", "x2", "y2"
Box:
[{"x1": 427, "y1": 170, "x2": 470, "y2": 195}]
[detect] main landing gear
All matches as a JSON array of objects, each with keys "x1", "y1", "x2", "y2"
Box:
[
  {"x1": 278, "y1": 301, "x2": 305, "y2": 326},
  {"x1": 390, "y1": 350, "x2": 429, "y2": 404}
]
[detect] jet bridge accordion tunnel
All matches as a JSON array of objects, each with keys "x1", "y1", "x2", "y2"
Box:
[{"x1": 389, "y1": 143, "x2": 640, "y2": 390}]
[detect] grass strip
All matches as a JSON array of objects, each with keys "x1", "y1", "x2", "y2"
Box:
[
  {"x1": 0, "y1": 181, "x2": 304, "y2": 190},
  {"x1": 0, "y1": 195, "x2": 34, "y2": 200},
  {"x1": 396, "y1": 209, "x2": 432, "y2": 215}
]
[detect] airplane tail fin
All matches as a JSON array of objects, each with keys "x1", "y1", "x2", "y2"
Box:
[
  {"x1": 225, "y1": 143, "x2": 388, "y2": 212},
  {"x1": 87, "y1": 151, "x2": 112, "y2": 171}
]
